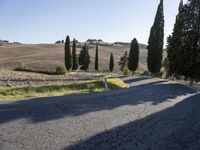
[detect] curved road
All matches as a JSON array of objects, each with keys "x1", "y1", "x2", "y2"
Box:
[{"x1": 0, "y1": 76, "x2": 200, "y2": 150}]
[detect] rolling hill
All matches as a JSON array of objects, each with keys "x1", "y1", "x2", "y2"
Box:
[{"x1": 0, "y1": 43, "x2": 148, "y2": 73}]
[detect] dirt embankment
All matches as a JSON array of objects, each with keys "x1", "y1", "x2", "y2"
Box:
[{"x1": 0, "y1": 70, "x2": 101, "y2": 86}]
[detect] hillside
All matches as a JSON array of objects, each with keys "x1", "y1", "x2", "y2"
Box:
[{"x1": 0, "y1": 43, "x2": 148, "y2": 72}]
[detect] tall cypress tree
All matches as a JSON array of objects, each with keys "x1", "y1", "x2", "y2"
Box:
[
  {"x1": 147, "y1": 0, "x2": 164, "y2": 76},
  {"x1": 95, "y1": 43, "x2": 99, "y2": 71},
  {"x1": 128, "y1": 38, "x2": 139, "y2": 75},
  {"x1": 167, "y1": 0, "x2": 200, "y2": 83},
  {"x1": 180, "y1": 0, "x2": 200, "y2": 82},
  {"x1": 167, "y1": 0, "x2": 185, "y2": 77},
  {"x1": 78, "y1": 43, "x2": 90, "y2": 70},
  {"x1": 72, "y1": 39, "x2": 78, "y2": 71},
  {"x1": 64, "y1": 35, "x2": 72, "y2": 71},
  {"x1": 109, "y1": 53, "x2": 114, "y2": 72}
]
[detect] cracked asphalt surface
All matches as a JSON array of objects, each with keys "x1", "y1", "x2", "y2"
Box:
[{"x1": 0, "y1": 76, "x2": 200, "y2": 150}]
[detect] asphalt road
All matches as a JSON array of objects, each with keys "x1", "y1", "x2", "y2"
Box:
[{"x1": 0, "y1": 76, "x2": 200, "y2": 150}]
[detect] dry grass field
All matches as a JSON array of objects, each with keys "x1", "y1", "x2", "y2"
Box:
[{"x1": 0, "y1": 43, "x2": 148, "y2": 72}]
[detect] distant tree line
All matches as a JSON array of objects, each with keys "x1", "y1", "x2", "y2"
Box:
[
  {"x1": 55, "y1": 40, "x2": 64, "y2": 44},
  {"x1": 87, "y1": 39, "x2": 103, "y2": 44}
]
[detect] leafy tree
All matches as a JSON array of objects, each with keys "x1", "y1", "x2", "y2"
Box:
[
  {"x1": 64, "y1": 36, "x2": 72, "y2": 71},
  {"x1": 128, "y1": 38, "x2": 139, "y2": 75},
  {"x1": 72, "y1": 39, "x2": 78, "y2": 70},
  {"x1": 147, "y1": 0, "x2": 164, "y2": 76},
  {"x1": 119, "y1": 51, "x2": 128, "y2": 71},
  {"x1": 56, "y1": 65, "x2": 67, "y2": 75},
  {"x1": 109, "y1": 53, "x2": 114, "y2": 72},
  {"x1": 78, "y1": 43, "x2": 90, "y2": 70},
  {"x1": 95, "y1": 44, "x2": 99, "y2": 71}
]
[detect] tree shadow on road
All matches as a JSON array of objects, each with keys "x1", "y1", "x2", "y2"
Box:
[
  {"x1": 118, "y1": 76, "x2": 150, "y2": 83},
  {"x1": 0, "y1": 79, "x2": 197, "y2": 124},
  {"x1": 64, "y1": 93, "x2": 200, "y2": 150}
]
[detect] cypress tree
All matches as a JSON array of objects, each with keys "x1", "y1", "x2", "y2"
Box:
[
  {"x1": 147, "y1": 0, "x2": 164, "y2": 76},
  {"x1": 78, "y1": 43, "x2": 90, "y2": 70},
  {"x1": 95, "y1": 43, "x2": 99, "y2": 71},
  {"x1": 167, "y1": 0, "x2": 185, "y2": 77},
  {"x1": 72, "y1": 39, "x2": 78, "y2": 71},
  {"x1": 109, "y1": 53, "x2": 114, "y2": 72},
  {"x1": 180, "y1": 0, "x2": 200, "y2": 83},
  {"x1": 64, "y1": 35, "x2": 72, "y2": 71},
  {"x1": 167, "y1": 0, "x2": 200, "y2": 83},
  {"x1": 128, "y1": 38, "x2": 139, "y2": 75}
]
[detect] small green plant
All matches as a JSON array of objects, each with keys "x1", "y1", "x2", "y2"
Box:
[
  {"x1": 16, "y1": 62, "x2": 29, "y2": 71},
  {"x1": 141, "y1": 70, "x2": 151, "y2": 76},
  {"x1": 122, "y1": 66, "x2": 132, "y2": 76},
  {"x1": 56, "y1": 65, "x2": 67, "y2": 75}
]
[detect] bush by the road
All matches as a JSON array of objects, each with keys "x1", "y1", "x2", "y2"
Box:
[
  {"x1": 16, "y1": 62, "x2": 30, "y2": 71},
  {"x1": 16, "y1": 63, "x2": 67, "y2": 75},
  {"x1": 56, "y1": 65, "x2": 67, "y2": 75}
]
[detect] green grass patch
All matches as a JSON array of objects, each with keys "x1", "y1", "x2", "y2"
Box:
[
  {"x1": 0, "y1": 78, "x2": 128, "y2": 99},
  {"x1": 15, "y1": 63, "x2": 66, "y2": 75}
]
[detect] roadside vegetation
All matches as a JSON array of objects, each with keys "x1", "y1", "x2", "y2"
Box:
[
  {"x1": 0, "y1": 78, "x2": 128, "y2": 99},
  {"x1": 16, "y1": 62, "x2": 66, "y2": 75}
]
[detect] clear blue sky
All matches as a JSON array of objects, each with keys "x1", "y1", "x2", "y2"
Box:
[{"x1": 0, "y1": 0, "x2": 183, "y2": 45}]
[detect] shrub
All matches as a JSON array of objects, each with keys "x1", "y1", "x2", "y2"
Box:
[
  {"x1": 141, "y1": 70, "x2": 151, "y2": 76},
  {"x1": 56, "y1": 65, "x2": 67, "y2": 75},
  {"x1": 16, "y1": 62, "x2": 29, "y2": 71},
  {"x1": 122, "y1": 66, "x2": 132, "y2": 76}
]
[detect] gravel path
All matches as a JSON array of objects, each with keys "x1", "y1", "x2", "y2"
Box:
[{"x1": 0, "y1": 76, "x2": 200, "y2": 150}]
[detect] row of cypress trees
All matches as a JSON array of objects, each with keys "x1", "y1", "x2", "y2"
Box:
[
  {"x1": 147, "y1": 0, "x2": 200, "y2": 83},
  {"x1": 119, "y1": 0, "x2": 163, "y2": 76},
  {"x1": 64, "y1": 36, "x2": 115, "y2": 72},
  {"x1": 65, "y1": 0, "x2": 199, "y2": 82},
  {"x1": 65, "y1": 36, "x2": 90, "y2": 71},
  {"x1": 64, "y1": 36, "x2": 78, "y2": 71},
  {"x1": 64, "y1": 0, "x2": 163, "y2": 75},
  {"x1": 167, "y1": 0, "x2": 200, "y2": 83}
]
